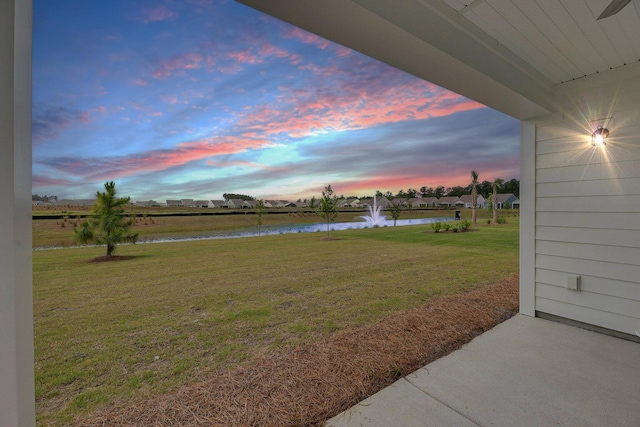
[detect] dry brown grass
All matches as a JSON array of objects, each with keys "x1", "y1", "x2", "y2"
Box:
[{"x1": 73, "y1": 274, "x2": 518, "y2": 427}]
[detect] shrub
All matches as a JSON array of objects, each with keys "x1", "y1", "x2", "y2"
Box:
[
  {"x1": 487, "y1": 219, "x2": 491, "y2": 225},
  {"x1": 497, "y1": 217, "x2": 507, "y2": 224},
  {"x1": 442, "y1": 223, "x2": 451, "y2": 232},
  {"x1": 431, "y1": 222, "x2": 442, "y2": 233},
  {"x1": 460, "y1": 219, "x2": 472, "y2": 231}
]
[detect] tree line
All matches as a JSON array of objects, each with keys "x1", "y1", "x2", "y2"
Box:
[
  {"x1": 376, "y1": 179, "x2": 519, "y2": 199},
  {"x1": 32, "y1": 194, "x2": 58, "y2": 202},
  {"x1": 319, "y1": 178, "x2": 519, "y2": 202}
]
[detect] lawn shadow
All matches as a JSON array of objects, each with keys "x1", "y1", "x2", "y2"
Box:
[{"x1": 88, "y1": 255, "x2": 148, "y2": 263}]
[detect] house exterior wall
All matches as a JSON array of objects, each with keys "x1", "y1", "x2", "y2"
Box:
[{"x1": 532, "y1": 72, "x2": 640, "y2": 335}]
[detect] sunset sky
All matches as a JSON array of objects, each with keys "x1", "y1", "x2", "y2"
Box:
[{"x1": 32, "y1": 0, "x2": 520, "y2": 202}]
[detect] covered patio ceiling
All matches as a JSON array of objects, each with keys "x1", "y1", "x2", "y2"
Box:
[{"x1": 238, "y1": 0, "x2": 640, "y2": 121}]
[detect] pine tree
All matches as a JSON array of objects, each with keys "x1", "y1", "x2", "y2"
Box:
[{"x1": 74, "y1": 181, "x2": 138, "y2": 256}]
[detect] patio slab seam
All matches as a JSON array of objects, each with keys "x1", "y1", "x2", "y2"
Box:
[{"x1": 403, "y1": 375, "x2": 482, "y2": 427}]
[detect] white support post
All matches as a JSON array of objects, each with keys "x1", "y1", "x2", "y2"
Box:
[
  {"x1": 0, "y1": 0, "x2": 35, "y2": 426},
  {"x1": 519, "y1": 120, "x2": 536, "y2": 316}
]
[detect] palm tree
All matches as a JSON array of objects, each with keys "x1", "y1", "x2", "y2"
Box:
[
  {"x1": 491, "y1": 178, "x2": 504, "y2": 225},
  {"x1": 470, "y1": 170, "x2": 479, "y2": 225}
]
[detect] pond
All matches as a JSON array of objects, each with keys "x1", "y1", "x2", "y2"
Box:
[{"x1": 138, "y1": 216, "x2": 454, "y2": 244}]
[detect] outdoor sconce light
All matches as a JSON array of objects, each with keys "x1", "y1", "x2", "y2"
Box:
[{"x1": 592, "y1": 126, "x2": 609, "y2": 146}]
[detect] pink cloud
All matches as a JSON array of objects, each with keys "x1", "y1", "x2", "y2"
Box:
[
  {"x1": 236, "y1": 79, "x2": 484, "y2": 140},
  {"x1": 153, "y1": 53, "x2": 203, "y2": 79},
  {"x1": 32, "y1": 175, "x2": 74, "y2": 187},
  {"x1": 334, "y1": 176, "x2": 422, "y2": 195},
  {"x1": 93, "y1": 106, "x2": 108, "y2": 115},
  {"x1": 134, "y1": 78, "x2": 149, "y2": 86},
  {"x1": 43, "y1": 136, "x2": 278, "y2": 181},
  {"x1": 228, "y1": 50, "x2": 261, "y2": 64},
  {"x1": 78, "y1": 111, "x2": 91, "y2": 123},
  {"x1": 141, "y1": 6, "x2": 178, "y2": 24},
  {"x1": 228, "y1": 43, "x2": 297, "y2": 66},
  {"x1": 32, "y1": 105, "x2": 94, "y2": 144},
  {"x1": 160, "y1": 94, "x2": 187, "y2": 105},
  {"x1": 284, "y1": 28, "x2": 331, "y2": 50},
  {"x1": 335, "y1": 46, "x2": 352, "y2": 57},
  {"x1": 259, "y1": 43, "x2": 290, "y2": 59},
  {"x1": 333, "y1": 173, "x2": 471, "y2": 197},
  {"x1": 218, "y1": 64, "x2": 242, "y2": 75}
]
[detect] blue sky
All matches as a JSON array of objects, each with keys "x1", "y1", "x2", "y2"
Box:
[{"x1": 32, "y1": 0, "x2": 520, "y2": 202}]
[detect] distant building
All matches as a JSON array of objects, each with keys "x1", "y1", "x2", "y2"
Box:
[
  {"x1": 134, "y1": 200, "x2": 159, "y2": 207},
  {"x1": 458, "y1": 194, "x2": 487, "y2": 209},
  {"x1": 437, "y1": 196, "x2": 460, "y2": 207},
  {"x1": 494, "y1": 193, "x2": 519, "y2": 209},
  {"x1": 53, "y1": 199, "x2": 97, "y2": 207},
  {"x1": 225, "y1": 199, "x2": 248, "y2": 209}
]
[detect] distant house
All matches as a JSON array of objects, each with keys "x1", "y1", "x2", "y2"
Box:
[
  {"x1": 244, "y1": 200, "x2": 257, "y2": 209},
  {"x1": 361, "y1": 196, "x2": 391, "y2": 208},
  {"x1": 421, "y1": 197, "x2": 439, "y2": 207},
  {"x1": 226, "y1": 199, "x2": 248, "y2": 209},
  {"x1": 134, "y1": 200, "x2": 159, "y2": 207},
  {"x1": 181, "y1": 199, "x2": 195, "y2": 207},
  {"x1": 337, "y1": 198, "x2": 359, "y2": 208},
  {"x1": 263, "y1": 200, "x2": 284, "y2": 208},
  {"x1": 494, "y1": 193, "x2": 519, "y2": 209},
  {"x1": 53, "y1": 199, "x2": 97, "y2": 207},
  {"x1": 336, "y1": 199, "x2": 350, "y2": 208},
  {"x1": 459, "y1": 194, "x2": 487, "y2": 209},
  {"x1": 437, "y1": 196, "x2": 460, "y2": 207},
  {"x1": 166, "y1": 199, "x2": 182, "y2": 207},
  {"x1": 193, "y1": 200, "x2": 209, "y2": 208},
  {"x1": 208, "y1": 200, "x2": 226, "y2": 208},
  {"x1": 391, "y1": 198, "x2": 408, "y2": 207},
  {"x1": 407, "y1": 198, "x2": 428, "y2": 208}
]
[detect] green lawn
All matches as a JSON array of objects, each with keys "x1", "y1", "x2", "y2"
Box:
[{"x1": 33, "y1": 217, "x2": 519, "y2": 426}]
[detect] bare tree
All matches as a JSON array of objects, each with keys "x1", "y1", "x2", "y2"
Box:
[{"x1": 316, "y1": 185, "x2": 338, "y2": 238}]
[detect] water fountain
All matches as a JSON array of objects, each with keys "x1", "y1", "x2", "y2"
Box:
[{"x1": 360, "y1": 197, "x2": 387, "y2": 227}]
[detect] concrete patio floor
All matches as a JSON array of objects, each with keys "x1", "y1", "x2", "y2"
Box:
[{"x1": 326, "y1": 314, "x2": 640, "y2": 427}]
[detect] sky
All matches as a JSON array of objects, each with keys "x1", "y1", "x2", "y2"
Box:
[{"x1": 32, "y1": 0, "x2": 520, "y2": 202}]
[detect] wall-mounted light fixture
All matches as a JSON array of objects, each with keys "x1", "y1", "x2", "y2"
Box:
[{"x1": 591, "y1": 125, "x2": 609, "y2": 147}]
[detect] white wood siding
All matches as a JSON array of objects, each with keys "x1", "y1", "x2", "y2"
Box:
[{"x1": 534, "y1": 77, "x2": 640, "y2": 335}]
